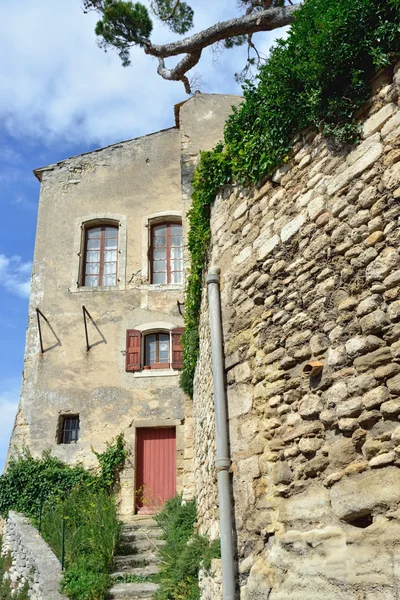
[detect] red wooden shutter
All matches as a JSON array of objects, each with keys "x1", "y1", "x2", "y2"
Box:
[
  {"x1": 171, "y1": 328, "x2": 184, "y2": 369},
  {"x1": 126, "y1": 330, "x2": 142, "y2": 371}
]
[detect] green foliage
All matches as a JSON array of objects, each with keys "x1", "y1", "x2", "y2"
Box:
[
  {"x1": 0, "y1": 546, "x2": 29, "y2": 600},
  {"x1": 150, "y1": 0, "x2": 194, "y2": 34},
  {"x1": 95, "y1": 0, "x2": 153, "y2": 66},
  {"x1": 92, "y1": 433, "x2": 127, "y2": 491},
  {"x1": 154, "y1": 496, "x2": 221, "y2": 600},
  {"x1": 0, "y1": 449, "x2": 96, "y2": 519},
  {"x1": 0, "y1": 435, "x2": 126, "y2": 600},
  {"x1": 180, "y1": 0, "x2": 400, "y2": 395},
  {"x1": 40, "y1": 489, "x2": 120, "y2": 600}
]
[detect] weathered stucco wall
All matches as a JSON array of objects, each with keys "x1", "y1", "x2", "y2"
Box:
[
  {"x1": 193, "y1": 65, "x2": 400, "y2": 599},
  {"x1": 1, "y1": 511, "x2": 67, "y2": 600}
]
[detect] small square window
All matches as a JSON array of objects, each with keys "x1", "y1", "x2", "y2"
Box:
[{"x1": 58, "y1": 415, "x2": 80, "y2": 444}]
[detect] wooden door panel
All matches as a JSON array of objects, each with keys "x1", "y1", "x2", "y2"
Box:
[{"x1": 136, "y1": 427, "x2": 176, "y2": 513}]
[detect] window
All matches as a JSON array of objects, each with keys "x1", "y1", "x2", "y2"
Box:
[
  {"x1": 83, "y1": 225, "x2": 118, "y2": 287},
  {"x1": 145, "y1": 332, "x2": 170, "y2": 368},
  {"x1": 58, "y1": 415, "x2": 80, "y2": 444},
  {"x1": 126, "y1": 328, "x2": 184, "y2": 371},
  {"x1": 150, "y1": 222, "x2": 183, "y2": 284}
]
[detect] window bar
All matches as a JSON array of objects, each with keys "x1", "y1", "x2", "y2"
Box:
[
  {"x1": 36, "y1": 308, "x2": 49, "y2": 354},
  {"x1": 82, "y1": 305, "x2": 93, "y2": 352}
]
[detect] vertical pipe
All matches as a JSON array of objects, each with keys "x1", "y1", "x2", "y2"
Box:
[
  {"x1": 38, "y1": 490, "x2": 43, "y2": 533},
  {"x1": 206, "y1": 266, "x2": 236, "y2": 600},
  {"x1": 36, "y1": 309, "x2": 44, "y2": 354},
  {"x1": 82, "y1": 306, "x2": 90, "y2": 352}
]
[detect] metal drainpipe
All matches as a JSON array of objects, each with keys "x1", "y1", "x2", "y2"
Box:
[{"x1": 206, "y1": 266, "x2": 236, "y2": 600}]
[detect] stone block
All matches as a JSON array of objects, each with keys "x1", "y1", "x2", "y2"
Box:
[
  {"x1": 336, "y1": 398, "x2": 363, "y2": 418},
  {"x1": 278, "y1": 486, "x2": 330, "y2": 523},
  {"x1": 257, "y1": 235, "x2": 280, "y2": 261},
  {"x1": 387, "y1": 374, "x2": 400, "y2": 395},
  {"x1": 383, "y1": 162, "x2": 400, "y2": 190},
  {"x1": 330, "y1": 466, "x2": 400, "y2": 520},
  {"x1": 362, "y1": 386, "x2": 390, "y2": 409},
  {"x1": 298, "y1": 394, "x2": 323, "y2": 419},
  {"x1": 327, "y1": 138, "x2": 383, "y2": 195},
  {"x1": 380, "y1": 399, "x2": 400, "y2": 417},
  {"x1": 359, "y1": 310, "x2": 389, "y2": 335},
  {"x1": 356, "y1": 294, "x2": 382, "y2": 317},
  {"x1": 362, "y1": 103, "x2": 398, "y2": 138},
  {"x1": 280, "y1": 215, "x2": 306, "y2": 243},
  {"x1": 228, "y1": 385, "x2": 253, "y2": 419},
  {"x1": 307, "y1": 196, "x2": 326, "y2": 220},
  {"x1": 388, "y1": 300, "x2": 400, "y2": 322},
  {"x1": 366, "y1": 247, "x2": 400, "y2": 283},
  {"x1": 354, "y1": 347, "x2": 392, "y2": 372}
]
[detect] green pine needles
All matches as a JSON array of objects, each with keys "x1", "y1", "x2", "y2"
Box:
[{"x1": 180, "y1": 0, "x2": 400, "y2": 396}]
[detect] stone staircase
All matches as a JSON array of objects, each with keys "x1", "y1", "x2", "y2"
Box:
[{"x1": 108, "y1": 516, "x2": 164, "y2": 600}]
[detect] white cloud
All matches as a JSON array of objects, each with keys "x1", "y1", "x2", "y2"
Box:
[
  {"x1": 0, "y1": 379, "x2": 20, "y2": 473},
  {"x1": 0, "y1": 254, "x2": 31, "y2": 298},
  {"x1": 0, "y1": 0, "x2": 284, "y2": 151}
]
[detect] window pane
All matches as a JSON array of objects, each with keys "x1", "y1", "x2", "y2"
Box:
[
  {"x1": 171, "y1": 246, "x2": 182, "y2": 259},
  {"x1": 85, "y1": 263, "x2": 100, "y2": 275},
  {"x1": 85, "y1": 275, "x2": 99, "y2": 286},
  {"x1": 87, "y1": 227, "x2": 101, "y2": 238},
  {"x1": 153, "y1": 224, "x2": 166, "y2": 235},
  {"x1": 87, "y1": 238, "x2": 101, "y2": 250},
  {"x1": 171, "y1": 235, "x2": 182, "y2": 247},
  {"x1": 105, "y1": 238, "x2": 118, "y2": 249},
  {"x1": 153, "y1": 272, "x2": 166, "y2": 284},
  {"x1": 153, "y1": 248, "x2": 166, "y2": 260},
  {"x1": 104, "y1": 250, "x2": 117, "y2": 262},
  {"x1": 103, "y1": 262, "x2": 117, "y2": 275},
  {"x1": 171, "y1": 260, "x2": 183, "y2": 273},
  {"x1": 170, "y1": 224, "x2": 182, "y2": 235},
  {"x1": 86, "y1": 250, "x2": 100, "y2": 263},
  {"x1": 105, "y1": 226, "x2": 118, "y2": 238},
  {"x1": 145, "y1": 335, "x2": 156, "y2": 365},
  {"x1": 103, "y1": 274, "x2": 117, "y2": 286},
  {"x1": 171, "y1": 271, "x2": 183, "y2": 284},
  {"x1": 154, "y1": 236, "x2": 166, "y2": 248},
  {"x1": 153, "y1": 260, "x2": 166, "y2": 272}
]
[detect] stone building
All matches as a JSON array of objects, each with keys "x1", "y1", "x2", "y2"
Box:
[{"x1": 7, "y1": 93, "x2": 241, "y2": 518}]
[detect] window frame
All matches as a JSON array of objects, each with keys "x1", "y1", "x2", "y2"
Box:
[
  {"x1": 58, "y1": 415, "x2": 80, "y2": 444},
  {"x1": 150, "y1": 221, "x2": 183, "y2": 285},
  {"x1": 70, "y1": 214, "x2": 127, "y2": 293},
  {"x1": 144, "y1": 331, "x2": 171, "y2": 369},
  {"x1": 125, "y1": 323, "x2": 184, "y2": 373},
  {"x1": 82, "y1": 224, "x2": 119, "y2": 288}
]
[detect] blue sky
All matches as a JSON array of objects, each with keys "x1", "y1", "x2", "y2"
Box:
[{"x1": 0, "y1": 0, "x2": 285, "y2": 471}]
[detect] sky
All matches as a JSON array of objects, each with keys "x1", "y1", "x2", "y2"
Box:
[{"x1": 0, "y1": 0, "x2": 286, "y2": 471}]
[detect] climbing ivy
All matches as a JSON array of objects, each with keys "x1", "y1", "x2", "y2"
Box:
[{"x1": 180, "y1": 0, "x2": 400, "y2": 396}]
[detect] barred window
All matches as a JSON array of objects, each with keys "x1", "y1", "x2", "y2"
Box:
[{"x1": 59, "y1": 416, "x2": 80, "y2": 444}]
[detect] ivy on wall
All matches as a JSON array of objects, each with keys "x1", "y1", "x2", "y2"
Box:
[{"x1": 180, "y1": 0, "x2": 400, "y2": 396}]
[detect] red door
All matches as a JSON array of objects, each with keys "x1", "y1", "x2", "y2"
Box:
[{"x1": 135, "y1": 427, "x2": 176, "y2": 514}]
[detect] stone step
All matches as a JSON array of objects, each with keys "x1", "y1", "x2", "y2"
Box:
[
  {"x1": 121, "y1": 517, "x2": 159, "y2": 529},
  {"x1": 121, "y1": 528, "x2": 163, "y2": 541},
  {"x1": 108, "y1": 582, "x2": 159, "y2": 599},
  {"x1": 111, "y1": 564, "x2": 160, "y2": 579},
  {"x1": 114, "y1": 553, "x2": 161, "y2": 569},
  {"x1": 120, "y1": 538, "x2": 166, "y2": 553}
]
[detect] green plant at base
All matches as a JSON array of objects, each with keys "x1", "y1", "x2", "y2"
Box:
[
  {"x1": 0, "y1": 544, "x2": 30, "y2": 600},
  {"x1": 180, "y1": 0, "x2": 400, "y2": 396},
  {"x1": 154, "y1": 495, "x2": 221, "y2": 600},
  {"x1": 0, "y1": 434, "x2": 127, "y2": 600}
]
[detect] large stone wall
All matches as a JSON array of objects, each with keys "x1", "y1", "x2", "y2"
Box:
[
  {"x1": 1, "y1": 511, "x2": 67, "y2": 600},
  {"x1": 192, "y1": 65, "x2": 400, "y2": 599}
]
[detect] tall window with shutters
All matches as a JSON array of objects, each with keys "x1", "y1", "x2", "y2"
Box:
[
  {"x1": 150, "y1": 222, "x2": 183, "y2": 285},
  {"x1": 125, "y1": 328, "x2": 184, "y2": 372},
  {"x1": 82, "y1": 224, "x2": 118, "y2": 287}
]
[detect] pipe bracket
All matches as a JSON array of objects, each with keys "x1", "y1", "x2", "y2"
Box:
[
  {"x1": 206, "y1": 266, "x2": 221, "y2": 285},
  {"x1": 215, "y1": 457, "x2": 231, "y2": 472}
]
